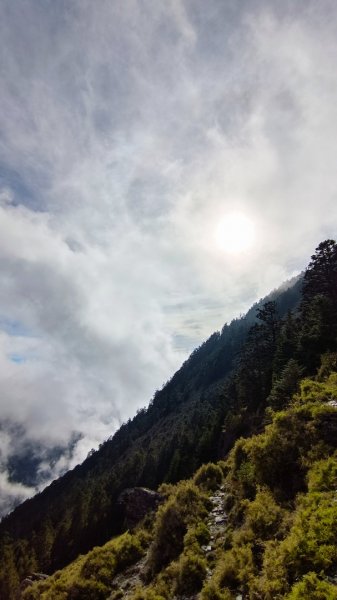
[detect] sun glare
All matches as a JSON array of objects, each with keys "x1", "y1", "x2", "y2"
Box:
[{"x1": 215, "y1": 213, "x2": 256, "y2": 254}]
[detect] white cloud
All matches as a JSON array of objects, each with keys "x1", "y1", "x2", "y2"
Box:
[
  {"x1": 0, "y1": 0, "x2": 337, "y2": 513},
  {"x1": 0, "y1": 472, "x2": 34, "y2": 517}
]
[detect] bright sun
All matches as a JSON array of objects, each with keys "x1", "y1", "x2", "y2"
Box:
[{"x1": 215, "y1": 212, "x2": 256, "y2": 254}]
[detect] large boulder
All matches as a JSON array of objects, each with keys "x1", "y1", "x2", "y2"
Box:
[{"x1": 118, "y1": 487, "x2": 163, "y2": 528}]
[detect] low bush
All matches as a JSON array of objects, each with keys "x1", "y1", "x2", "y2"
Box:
[
  {"x1": 194, "y1": 463, "x2": 223, "y2": 491},
  {"x1": 221, "y1": 544, "x2": 255, "y2": 589},
  {"x1": 245, "y1": 488, "x2": 283, "y2": 539},
  {"x1": 147, "y1": 481, "x2": 208, "y2": 574},
  {"x1": 200, "y1": 581, "x2": 233, "y2": 599},
  {"x1": 184, "y1": 521, "x2": 210, "y2": 550},
  {"x1": 308, "y1": 456, "x2": 337, "y2": 492},
  {"x1": 286, "y1": 572, "x2": 337, "y2": 599},
  {"x1": 81, "y1": 531, "x2": 144, "y2": 582},
  {"x1": 175, "y1": 552, "x2": 207, "y2": 595},
  {"x1": 67, "y1": 578, "x2": 108, "y2": 600}
]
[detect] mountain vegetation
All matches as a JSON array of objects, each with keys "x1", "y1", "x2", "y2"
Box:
[{"x1": 1, "y1": 239, "x2": 337, "y2": 599}]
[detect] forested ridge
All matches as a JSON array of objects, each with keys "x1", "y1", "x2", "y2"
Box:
[{"x1": 1, "y1": 239, "x2": 337, "y2": 599}]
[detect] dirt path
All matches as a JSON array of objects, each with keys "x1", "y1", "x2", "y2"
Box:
[{"x1": 201, "y1": 486, "x2": 228, "y2": 567}]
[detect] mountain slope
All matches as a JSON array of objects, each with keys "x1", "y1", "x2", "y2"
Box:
[
  {"x1": 21, "y1": 371, "x2": 337, "y2": 600},
  {"x1": 0, "y1": 271, "x2": 303, "y2": 599},
  {"x1": 8, "y1": 237, "x2": 336, "y2": 600}
]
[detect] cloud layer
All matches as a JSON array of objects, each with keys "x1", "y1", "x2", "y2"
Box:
[{"x1": 1, "y1": 0, "x2": 337, "y2": 512}]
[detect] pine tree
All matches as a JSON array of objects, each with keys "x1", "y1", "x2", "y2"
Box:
[
  {"x1": 273, "y1": 311, "x2": 299, "y2": 379},
  {"x1": 256, "y1": 300, "x2": 279, "y2": 351},
  {"x1": 268, "y1": 359, "x2": 303, "y2": 411},
  {"x1": 0, "y1": 536, "x2": 20, "y2": 600},
  {"x1": 302, "y1": 239, "x2": 337, "y2": 307},
  {"x1": 299, "y1": 240, "x2": 337, "y2": 371},
  {"x1": 235, "y1": 302, "x2": 280, "y2": 414}
]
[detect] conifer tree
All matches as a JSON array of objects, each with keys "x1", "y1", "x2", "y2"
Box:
[
  {"x1": 302, "y1": 239, "x2": 337, "y2": 307},
  {"x1": 299, "y1": 240, "x2": 337, "y2": 370}
]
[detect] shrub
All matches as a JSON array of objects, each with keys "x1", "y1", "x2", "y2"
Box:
[
  {"x1": 295, "y1": 373, "x2": 337, "y2": 405},
  {"x1": 308, "y1": 457, "x2": 337, "y2": 492},
  {"x1": 147, "y1": 499, "x2": 187, "y2": 574},
  {"x1": 245, "y1": 488, "x2": 283, "y2": 539},
  {"x1": 67, "y1": 578, "x2": 108, "y2": 600},
  {"x1": 317, "y1": 353, "x2": 337, "y2": 381},
  {"x1": 81, "y1": 532, "x2": 143, "y2": 582},
  {"x1": 251, "y1": 540, "x2": 289, "y2": 599},
  {"x1": 218, "y1": 460, "x2": 231, "y2": 478},
  {"x1": 230, "y1": 440, "x2": 256, "y2": 498},
  {"x1": 200, "y1": 581, "x2": 233, "y2": 600},
  {"x1": 229, "y1": 403, "x2": 334, "y2": 501},
  {"x1": 147, "y1": 481, "x2": 208, "y2": 574},
  {"x1": 281, "y1": 492, "x2": 337, "y2": 577},
  {"x1": 286, "y1": 572, "x2": 337, "y2": 599},
  {"x1": 114, "y1": 532, "x2": 144, "y2": 572},
  {"x1": 175, "y1": 552, "x2": 207, "y2": 595},
  {"x1": 184, "y1": 522, "x2": 210, "y2": 550},
  {"x1": 152, "y1": 560, "x2": 180, "y2": 597},
  {"x1": 194, "y1": 463, "x2": 223, "y2": 491}
]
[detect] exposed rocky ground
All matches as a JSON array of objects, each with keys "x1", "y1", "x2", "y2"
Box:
[
  {"x1": 203, "y1": 486, "x2": 228, "y2": 561},
  {"x1": 108, "y1": 555, "x2": 148, "y2": 599}
]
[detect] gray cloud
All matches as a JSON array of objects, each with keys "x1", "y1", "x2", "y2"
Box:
[{"x1": 1, "y1": 0, "x2": 337, "y2": 513}]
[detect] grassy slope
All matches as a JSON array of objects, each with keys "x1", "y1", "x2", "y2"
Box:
[{"x1": 24, "y1": 372, "x2": 337, "y2": 600}]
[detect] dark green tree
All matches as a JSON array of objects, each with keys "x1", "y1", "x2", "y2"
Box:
[
  {"x1": 299, "y1": 240, "x2": 337, "y2": 372},
  {"x1": 236, "y1": 302, "x2": 280, "y2": 413},
  {"x1": 0, "y1": 535, "x2": 20, "y2": 600},
  {"x1": 302, "y1": 239, "x2": 337, "y2": 307},
  {"x1": 273, "y1": 311, "x2": 299, "y2": 378},
  {"x1": 267, "y1": 359, "x2": 303, "y2": 411},
  {"x1": 256, "y1": 300, "x2": 279, "y2": 351}
]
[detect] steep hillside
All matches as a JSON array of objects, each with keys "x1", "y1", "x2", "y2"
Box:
[
  {"x1": 2, "y1": 238, "x2": 337, "y2": 599},
  {"x1": 21, "y1": 371, "x2": 337, "y2": 599}
]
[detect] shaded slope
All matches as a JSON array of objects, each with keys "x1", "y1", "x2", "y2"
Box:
[{"x1": 0, "y1": 276, "x2": 302, "y2": 586}]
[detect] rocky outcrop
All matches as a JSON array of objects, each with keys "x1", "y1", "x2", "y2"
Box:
[
  {"x1": 201, "y1": 487, "x2": 228, "y2": 559},
  {"x1": 118, "y1": 487, "x2": 163, "y2": 529}
]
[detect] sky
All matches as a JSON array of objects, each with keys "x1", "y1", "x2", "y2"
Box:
[{"x1": 1, "y1": 0, "x2": 337, "y2": 515}]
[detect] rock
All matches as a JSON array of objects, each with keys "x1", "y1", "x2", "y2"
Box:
[
  {"x1": 117, "y1": 487, "x2": 163, "y2": 528},
  {"x1": 215, "y1": 515, "x2": 227, "y2": 524}
]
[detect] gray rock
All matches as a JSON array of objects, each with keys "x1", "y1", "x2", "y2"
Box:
[
  {"x1": 118, "y1": 487, "x2": 163, "y2": 528},
  {"x1": 215, "y1": 515, "x2": 227, "y2": 524}
]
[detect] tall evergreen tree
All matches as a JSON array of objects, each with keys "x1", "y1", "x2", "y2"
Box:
[
  {"x1": 236, "y1": 301, "x2": 280, "y2": 413},
  {"x1": 273, "y1": 311, "x2": 299, "y2": 379},
  {"x1": 299, "y1": 240, "x2": 337, "y2": 371},
  {"x1": 302, "y1": 239, "x2": 337, "y2": 307}
]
